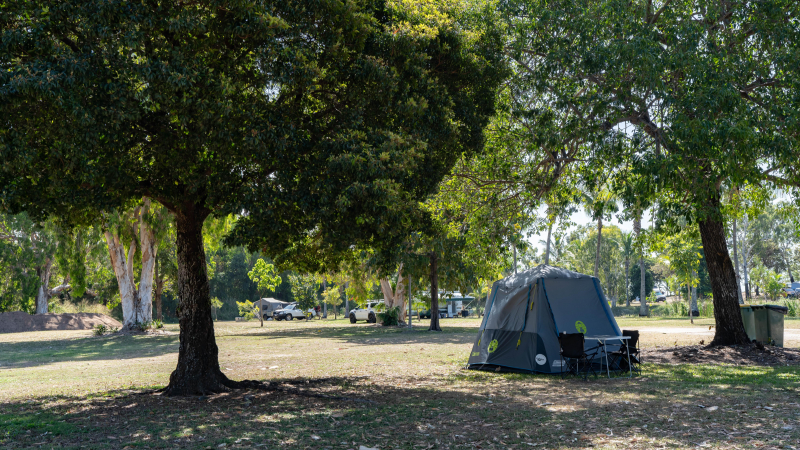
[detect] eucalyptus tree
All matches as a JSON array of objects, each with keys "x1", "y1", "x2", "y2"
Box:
[
  {"x1": 1, "y1": 1, "x2": 505, "y2": 394},
  {"x1": 502, "y1": 0, "x2": 800, "y2": 344}
]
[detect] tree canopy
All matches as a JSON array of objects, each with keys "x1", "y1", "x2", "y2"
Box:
[{"x1": 0, "y1": 0, "x2": 506, "y2": 394}]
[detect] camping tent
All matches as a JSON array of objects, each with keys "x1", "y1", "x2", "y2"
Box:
[{"x1": 467, "y1": 265, "x2": 621, "y2": 374}]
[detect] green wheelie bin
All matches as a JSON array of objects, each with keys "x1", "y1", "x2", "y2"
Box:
[
  {"x1": 739, "y1": 305, "x2": 756, "y2": 342},
  {"x1": 752, "y1": 305, "x2": 789, "y2": 347}
]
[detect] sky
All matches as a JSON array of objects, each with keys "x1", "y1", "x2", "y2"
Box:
[{"x1": 525, "y1": 207, "x2": 653, "y2": 255}]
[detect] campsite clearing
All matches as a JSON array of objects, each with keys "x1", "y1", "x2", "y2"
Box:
[{"x1": 1, "y1": 318, "x2": 798, "y2": 449}]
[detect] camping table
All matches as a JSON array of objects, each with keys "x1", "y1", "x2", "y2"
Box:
[{"x1": 585, "y1": 336, "x2": 631, "y2": 378}]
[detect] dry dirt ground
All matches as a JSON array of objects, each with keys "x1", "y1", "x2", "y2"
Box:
[{"x1": 0, "y1": 317, "x2": 798, "y2": 450}]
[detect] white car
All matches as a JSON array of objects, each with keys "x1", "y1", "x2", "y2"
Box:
[
  {"x1": 349, "y1": 301, "x2": 383, "y2": 324},
  {"x1": 274, "y1": 304, "x2": 313, "y2": 321}
]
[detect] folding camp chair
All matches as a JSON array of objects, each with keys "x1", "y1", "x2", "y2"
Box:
[
  {"x1": 558, "y1": 332, "x2": 600, "y2": 380},
  {"x1": 609, "y1": 330, "x2": 640, "y2": 375}
]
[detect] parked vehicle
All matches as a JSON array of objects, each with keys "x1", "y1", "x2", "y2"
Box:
[
  {"x1": 274, "y1": 303, "x2": 312, "y2": 321},
  {"x1": 349, "y1": 301, "x2": 383, "y2": 323},
  {"x1": 419, "y1": 294, "x2": 473, "y2": 319},
  {"x1": 653, "y1": 291, "x2": 667, "y2": 302}
]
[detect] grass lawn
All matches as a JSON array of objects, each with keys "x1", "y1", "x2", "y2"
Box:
[{"x1": 1, "y1": 317, "x2": 798, "y2": 449}]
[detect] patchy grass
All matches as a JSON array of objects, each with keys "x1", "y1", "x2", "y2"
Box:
[{"x1": 1, "y1": 318, "x2": 798, "y2": 449}]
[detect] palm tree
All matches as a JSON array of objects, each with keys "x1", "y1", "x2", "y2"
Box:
[{"x1": 581, "y1": 188, "x2": 617, "y2": 278}]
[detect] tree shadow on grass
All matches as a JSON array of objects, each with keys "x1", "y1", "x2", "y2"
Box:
[
  {"x1": 222, "y1": 323, "x2": 480, "y2": 347},
  {"x1": 1, "y1": 369, "x2": 797, "y2": 449},
  {"x1": 0, "y1": 334, "x2": 179, "y2": 370}
]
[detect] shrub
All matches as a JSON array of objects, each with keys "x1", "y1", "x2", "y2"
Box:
[
  {"x1": 787, "y1": 300, "x2": 799, "y2": 318},
  {"x1": 93, "y1": 324, "x2": 118, "y2": 336},
  {"x1": 236, "y1": 300, "x2": 258, "y2": 320},
  {"x1": 378, "y1": 306, "x2": 400, "y2": 326}
]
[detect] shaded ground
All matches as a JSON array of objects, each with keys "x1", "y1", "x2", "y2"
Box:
[
  {"x1": 0, "y1": 311, "x2": 121, "y2": 333},
  {"x1": 643, "y1": 344, "x2": 800, "y2": 366},
  {"x1": 1, "y1": 318, "x2": 799, "y2": 449}
]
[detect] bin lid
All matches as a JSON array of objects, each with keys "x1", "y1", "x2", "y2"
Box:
[
  {"x1": 739, "y1": 305, "x2": 753, "y2": 310},
  {"x1": 764, "y1": 304, "x2": 789, "y2": 314}
]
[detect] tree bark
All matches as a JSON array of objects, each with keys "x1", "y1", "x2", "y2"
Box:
[
  {"x1": 741, "y1": 217, "x2": 751, "y2": 300},
  {"x1": 544, "y1": 221, "x2": 553, "y2": 265},
  {"x1": 780, "y1": 245, "x2": 795, "y2": 283},
  {"x1": 344, "y1": 281, "x2": 349, "y2": 319},
  {"x1": 732, "y1": 216, "x2": 744, "y2": 304},
  {"x1": 163, "y1": 203, "x2": 251, "y2": 396},
  {"x1": 137, "y1": 199, "x2": 157, "y2": 324},
  {"x1": 697, "y1": 196, "x2": 750, "y2": 346},
  {"x1": 105, "y1": 231, "x2": 139, "y2": 328},
  {"x1": 35, "y1": 258, "x2": 53, "y2": 314},
  {"x1": 594, "y1": 216, "x2": 602, "y2": 278},
  {"x1": 428, "y1": 251, "x2": 441, "y2": 332},
  {"x1": 379, "y1": 264, "x2": 406, "y2": 322},
  {"x1": 624, "y1": 256, "x2": 630, "y2": 307},
  {"x1": 155, "y1": 257, "x2": 164, "y2": 322},
  {"x1": 635, "y1": 215, "x2": 648, "y2": 316},
  {"x1": 691, "y1": 270, "x2": 698, "y2": 317},
  {"x1": 322, "y1": 276, "x2": 327, "y2": 318}
]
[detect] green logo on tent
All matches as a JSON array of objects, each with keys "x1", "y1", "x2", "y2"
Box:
[
  {"x1": 575, "y1": 320, "x2": 587, "y2": 334},
  {"x1": 488, "y1": 339, "x2": 499, "y2": 353}
]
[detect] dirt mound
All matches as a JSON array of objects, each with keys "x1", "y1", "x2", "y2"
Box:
[
  {"x1": 643, "y1": 343, "x2": 800, "y2": 366},
  {"x1": 0, "y1": 311, "x2": 122, "y2": 333}
]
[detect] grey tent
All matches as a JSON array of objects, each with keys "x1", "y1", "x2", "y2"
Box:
[{"x1": 467, "y1": 265, "x2": 621, "y2": 374}]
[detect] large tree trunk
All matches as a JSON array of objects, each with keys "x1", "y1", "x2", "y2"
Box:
[
  {"x1": 697, "y1": 196, "x2": 750, "y2": 346},
  {"x1": 35, "y1": 258, "x2": 53, "y2": 314},
  {"x1": 379, "y1": 264, "x2": 406, "y2": 322},
  {"x1": 137, "y1": 199, "x2": 157, "y2": 324},
  {"x1": 732, "y1": 216, "x2": 744, "y2": 304},
  {"x1": 155, "y1": 257, "x2": 164, "y2": 322},
  {"x1": 344, "y1": 281, "x2": 349, "y2": 318},
  {"x1": 164, "y1": 204, "x2": 241, "y2": 396},
  {"x1": 691, "y1": 270, "x2": 699, "y2": 316},
  {"x1": 635, "y1": 215, "x2": 648, "y2": 316},
  {"x1": 780, "y1": 245, "x2": 795, "y2": 283},
  {"x1": 428, "y1": 251, "x2": 441, "y2": 332},
  {"x1": 741, "y1": 217, "x2": 751, "y2": 300},
  {"x1": 594, "y1": 216, "x2": 602, "y2": 278},
  {"x1": 322, "y1": 276, "x2": 327, "y2": 318},
  {"x1": 544, "y1": 221, "x2": 553, "y2": 265},
  {"x1": 105, "y1": 231, "x2": 139, "y2": 328}
]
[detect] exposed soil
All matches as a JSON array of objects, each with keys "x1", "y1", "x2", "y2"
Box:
[
  {"x1": 643, "y1": 343, "x2": 800, "y2": 366},
  {"x1": 0, "y1": 311, "x2": 122, "y2": 333}
]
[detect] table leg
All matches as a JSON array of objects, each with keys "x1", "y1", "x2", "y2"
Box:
[
  {"x1": 603, "y1": 340, "x2": 610, "y2": 378},
  {"x1": 626, "y1": 341, "x2": 632, "y2": 378}
]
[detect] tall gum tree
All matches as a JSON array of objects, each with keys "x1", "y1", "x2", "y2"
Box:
[
  {"x1": 503, "y1": 0, "x2": 800, "y2": 345},
  {"x1": 0, "y1": 1, "x2": 505, "y2": 394}
]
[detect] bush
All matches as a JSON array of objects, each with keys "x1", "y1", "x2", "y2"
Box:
[
  {"x1": 92, "y1": 324, "x2": 118, "y2": 336},
  {"x1": 377, "y1": 306, "x2": 400, "y2": 326},
  {"x1": 786, "y1": 300, "x2": 799, "y2": 318}
]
